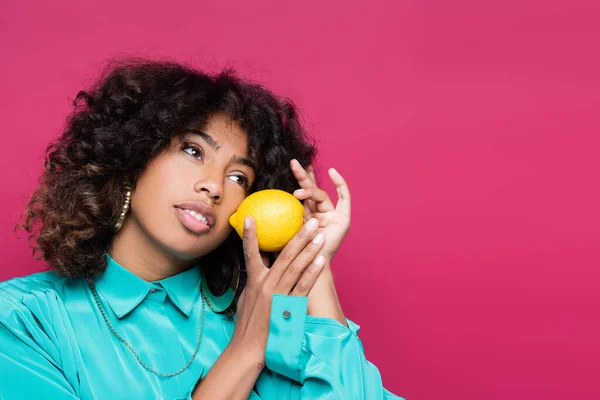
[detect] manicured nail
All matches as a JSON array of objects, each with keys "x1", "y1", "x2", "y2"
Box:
[
  {"x1": 312, "y1": 233, "x2": 324, "y2": 244},
  {"x1": 245, "y1": 216, "x2": 251, "y2": 229},
  {"x1": 305, "y1": 218, "x2": 318, "y2": 230},
  {"x1": 315, "y1": 255, "x2": 325, "y2": 266}
]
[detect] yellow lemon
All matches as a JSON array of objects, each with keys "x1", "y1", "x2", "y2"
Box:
[{"x1": 229, "y1": 189, "x2": 305, "y2": 252}]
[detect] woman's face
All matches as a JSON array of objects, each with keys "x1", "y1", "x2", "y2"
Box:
[{"x1": 126, "y1": 113, "x2": 256, "y2": 263}]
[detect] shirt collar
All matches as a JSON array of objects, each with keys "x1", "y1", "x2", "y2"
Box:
[
  {"x1": 157, "y1": 262, "x2": 201, "y2": 316},
  {"x1": 94, "y1": 254, "x2": 202, "y2": 318}
]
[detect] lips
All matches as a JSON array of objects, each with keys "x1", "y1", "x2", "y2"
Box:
[{"x1": 174, "y1": 202, "x2": 216, "y2": 234}]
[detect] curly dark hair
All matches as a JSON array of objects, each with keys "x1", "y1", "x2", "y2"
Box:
[{"x1": 20, "y1": 58, "x2": 316, "y2": 316}]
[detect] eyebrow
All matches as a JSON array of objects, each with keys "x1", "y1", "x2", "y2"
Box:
[{"x1": 185, "y1": 129, "x2": 257, "y2": 171}]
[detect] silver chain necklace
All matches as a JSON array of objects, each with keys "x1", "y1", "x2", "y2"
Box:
[{"x1": 88, "y1": 282, "x2": 207, "y2": 378}]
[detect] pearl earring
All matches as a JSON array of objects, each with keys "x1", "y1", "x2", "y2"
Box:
[{"x1": 114, "y1": 188, "x2": 132, "y2": 231}]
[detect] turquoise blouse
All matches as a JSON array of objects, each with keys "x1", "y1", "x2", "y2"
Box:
[{"x1": 0, "y1": 255, "x2": 403, "y2": 399}]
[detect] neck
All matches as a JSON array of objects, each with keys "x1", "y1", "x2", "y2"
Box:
[{"x1": 108, "y1": 218, "x2": 194, "y2": 281}]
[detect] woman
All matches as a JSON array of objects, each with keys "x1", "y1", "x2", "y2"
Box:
[{"x1": 0, "y1": 59, "x2": 403, "y2": 399}]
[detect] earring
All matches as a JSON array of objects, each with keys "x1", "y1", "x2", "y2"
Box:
[{"x1": 114, "y1": 188, "x2": 132, "y2": 231}]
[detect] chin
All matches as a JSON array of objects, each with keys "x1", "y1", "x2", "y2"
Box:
[
  {"x1": 162, "y1": 243, "x2": 211, "y2": 262},
  {"x1": 159, "y1": 231, "x2": 226, "y2": 261}
]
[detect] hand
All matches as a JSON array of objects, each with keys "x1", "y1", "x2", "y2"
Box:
[
  {"x1": 290, "y1": 159, "x2": 351, "y2": 261},
  {"x1": 232, "y1": 216, "x2": 326, "y2": 364}
]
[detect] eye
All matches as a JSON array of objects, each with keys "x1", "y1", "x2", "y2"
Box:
[
  {"x1": 229, "y1": 174, "x2": 250, "y2": 188},
  {"x1": 182, "y1": 142, "x2": 204, "y2": 161}
]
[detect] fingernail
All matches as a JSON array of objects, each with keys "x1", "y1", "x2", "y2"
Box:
[
  {"x1": 312, "y1": 233, "x2": 324, "y2": 244},
  {"x1": 245, "y1": 216, "x2": 251, "y2": 229},
  {"x1": 315, "y1": 255, "x2": 325, "y2": 266},
  {"x1": 305, "y1": 218, "x2": 318, "y2": 230},
  {"x1": 295, "y1": 189, "x2": 305, "y2": 193}
]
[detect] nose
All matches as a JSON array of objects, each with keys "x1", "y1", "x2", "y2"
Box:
[{"x1": 194, "y1": 178, "x2": 223, "y2": 202}]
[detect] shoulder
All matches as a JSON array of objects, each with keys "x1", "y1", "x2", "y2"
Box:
[
  {"x1": 0, "y1": 270, "x2": 77, "y2": 331},
  {"x1": 1, "y1": 270, "x2": 66, "y2": 304},
  {"x1": 0, "y1": 271, "x2": 82, "y2": 379}
]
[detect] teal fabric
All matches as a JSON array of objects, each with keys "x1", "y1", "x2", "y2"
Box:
[{"x1": 0, "y1": 254, "x2": 404, "y2": 399}]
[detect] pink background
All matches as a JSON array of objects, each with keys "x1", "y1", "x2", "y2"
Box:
[{"x1": 1, "y1": 1, "x2": 599, "y2": 398}]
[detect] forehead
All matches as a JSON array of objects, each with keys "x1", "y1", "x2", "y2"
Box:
[{"x1": 202, "y1": 113, "x2": 248, "y2": 150}]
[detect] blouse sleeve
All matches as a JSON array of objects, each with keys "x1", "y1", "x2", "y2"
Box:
[
  {"x1": 259, "y1": 294, "x2": 405, "y2": 399},
  {"x1": 0, "y1": 289, "x2": 79, "y2": 399}
]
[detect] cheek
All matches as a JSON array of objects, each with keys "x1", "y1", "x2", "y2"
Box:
[
  {"x1": 128, "y1": 156, "x2": 189, "y2": 228},
  {"x1": 225, "y1": 188, "x2": 247, "y2": 211},
  {"x1": 129, "y1": 187, "x2": 172, "y2": 233},
  {"x1": 217, "y1": 189, "x2": 246, "y2": 223},
  {"x1": 136, "y1": 155, "x2": 175, "y2": 192}
]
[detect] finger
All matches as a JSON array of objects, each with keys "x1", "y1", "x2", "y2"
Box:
[
  {"x1": 306, "y1": 165, "x2": 316, "y2": 180},
  {"x1": 267, "y1": 217, "x2": 320, "y2": 283},
  {"x1": 303, "y1": 200, "x2": 314, "y2": 219},
  {"x1": 293, "y1": 187, "x2": 335, "y2": 213},
  {"x1": 310, "y1": 211, "x2": 339, "y2": 227},
  {"x1": 290, "y1": 159, "x2": 315, "y2": 189},
  {"x1": 290, "y1": 159, "x2": 319, "y2": 214},
  {"x1": 329, "y1": 168, "x2": 351, "y2": 216},
  {"x1": 292, "y1": 188, "x2": 313, "y2": 201},
  {"x1": 303, "y1": 197, "x2": 316, "y2": 218},
  {"x1": 290, "y1": 254, "x2": 326, "y2": 296},
  {"x1": 242, "y1": 216, "x2": 266, "y2": 282},
  {"x1": 306, "y1": 166, "x2": 319, "y2": 206},
  {"x1": 275, "y1": 232, "x2": 325, "y2": 294},
  {"x1": 291, "y1": 159, "x2": 335, "y2": 212}
]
